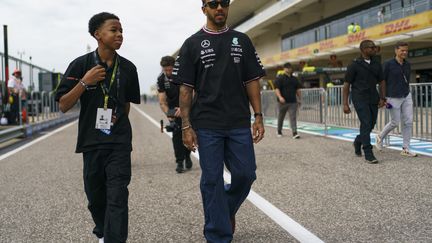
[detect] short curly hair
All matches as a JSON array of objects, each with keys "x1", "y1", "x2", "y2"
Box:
[
  {"x1": 88, "y1": 12, "x2": 119, "y2": 37},
  {"x1": 160, "y1": 56, "x2": 175, "y2": 67}
]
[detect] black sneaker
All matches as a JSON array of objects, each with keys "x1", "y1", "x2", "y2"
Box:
[
  {"x1": 365, "y1": 153, "x2": 378, "y2": 164},
  {"x1": 176, "y1": 162, "x2": 184, "y2": 173},
  {"x1": 185, "y1": 158, "x2": 193, "y2": 169},
  {"x1": 353, "y1": 141, "x2": 362, "y2": 157}
]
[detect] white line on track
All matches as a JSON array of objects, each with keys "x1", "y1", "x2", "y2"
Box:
[
  {"x1": 132, "y1": 105, "x2": 324, "y2": 243},
  {"x1": 0, "y1": 120, "x2": 78, "y2": 161}
]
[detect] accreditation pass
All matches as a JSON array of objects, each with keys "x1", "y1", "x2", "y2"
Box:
[{"x1": 95, "y1": 108, "x2": 112, "y2": 130}]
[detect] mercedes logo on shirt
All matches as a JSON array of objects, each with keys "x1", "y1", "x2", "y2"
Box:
[{"x1": 201, "y1": 40, "x2": 211, "y2": 48}]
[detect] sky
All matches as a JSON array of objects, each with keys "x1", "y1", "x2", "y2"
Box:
[{"x1": 0, "y1": 0, "x2": 206, "y2": 94}]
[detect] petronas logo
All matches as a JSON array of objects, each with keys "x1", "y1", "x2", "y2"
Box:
[{"x1": 232, "y1": 37, "x2": 239, "y2": 45}]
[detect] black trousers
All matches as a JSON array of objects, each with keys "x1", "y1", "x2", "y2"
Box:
[
  {"x1": 8, "y1": 94, "x2": 19, "y2": 124},
  {"x1": 83, "y1": 149, "x2": 131, "y2": 243},
  {"x1": 353, "y1": 102, "x2": 378, "y2": 152},
  {"x1": 172, "y1": 118, "x2": 191, "y2": 163}
]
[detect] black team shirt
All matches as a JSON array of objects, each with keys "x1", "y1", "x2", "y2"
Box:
[
  {"x1": 274, "y1": 74, "x2": 302, "y2": 103},
  {"x1": 173, "y1": 26, "x2": 266, "y2": 129},
  {"x1": 157, "y1": 73, "x2": 179, "y2": 109},
  {"x1": 55, "y1": 50, "x2": 141, "y2": 153}
]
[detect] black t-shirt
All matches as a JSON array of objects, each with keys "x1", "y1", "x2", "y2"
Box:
[
  {"x1": 383, "y1": 58, "x2": 410, "y2": 98},
  {"x1": 274, "y1": 74, "x2": 302, "y2": 103},
  {"x1": 55, "y1": 50, "x2": 141, "y2": 153},
  {"x1": 157, "y1": 73, "x2": 179, "y2": 109},
  {"x1": 173, "y1": 27, "x2": 266, "y2": 129},
  {"x1": 345, "y1": 56, "x2": 383, "y2": 104}
]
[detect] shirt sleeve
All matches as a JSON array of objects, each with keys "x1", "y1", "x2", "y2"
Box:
[
  {"x1": 296, "y1": 77, "x2": 303, "y2": 89},
  {"x1": 273, "y1": 76, "x2": 281, "y2": 90},
  {"x1": 378, "y1": 63, "x2": 384, "y2": 82},
  {"x1": 55, "y1": 59, "x2": 83, "y2": 102},
  {"x1": 125, "y1": 65, "x2": 141, "y2": 104},
  {"x1": 156, "y1": 74, "x2": 165, "y2": 93},
  {"x1": 172, "y1": 39, "x2": 195, "y2": 88},
  {"x1": 242, "y1": 35, "x2": 266, "y2": 85},
  {"x1": 7, "y1": 79, "x2": 15, "y2": 88},
  {"x1": 345, "y1": 62, "x2": 356, "y2": 84},
  {"x1": 382, "y1": 62, "x2": 389, "y2": 82}
]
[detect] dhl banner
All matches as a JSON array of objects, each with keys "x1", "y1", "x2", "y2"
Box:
[{"x1": 262, "y1": 10, "x2": 432, "y2": 67}]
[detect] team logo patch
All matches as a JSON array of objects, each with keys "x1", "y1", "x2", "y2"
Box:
[
  {"x1": 201, "y1": 40, "x2": 211, "y2": 48},
  {"x1": 232, "y1": 37, "x2": 239, "y2": 45}
]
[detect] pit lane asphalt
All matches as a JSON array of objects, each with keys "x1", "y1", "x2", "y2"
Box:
[{"x1": 1, "y1": 102, "x2": 431, "y2": 242}]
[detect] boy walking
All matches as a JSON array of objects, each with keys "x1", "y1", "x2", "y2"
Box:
[{"x1": 55, "y1": 12, "x2": 140, "y2": 243}]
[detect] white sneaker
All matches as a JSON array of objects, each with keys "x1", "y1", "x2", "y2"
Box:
[
  {"x1": 98, "y1": 237, "x2": 104, "y2": 243},
  {"x1": 293, "y1": 134, "x2": 300, "y2": 139},
  {"x1": 277, "y1": 133, "x2": 283, "y2": 138},
  {"x1": 375, "y1": 134, "x2": 383, "y2": 151},
  {"x1": 401, "y1": 148, "x2": 417, "y2": 157}
]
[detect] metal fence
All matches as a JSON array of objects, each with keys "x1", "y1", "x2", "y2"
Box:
[
  {"x1": 262, "y1": 83, "x2": 432, "y2": 141},
  {"x1": 0, "y1": 91, "x2": 79, "y2": 143}
]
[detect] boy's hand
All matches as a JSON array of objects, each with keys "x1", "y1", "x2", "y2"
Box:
[{"x1": 82, "y1": 65, "x2": 106, "y2": 86}]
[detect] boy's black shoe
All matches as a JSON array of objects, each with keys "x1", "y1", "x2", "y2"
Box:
[
  {"x1": 176, "y1": 162, "x2": 184, "y2": 173},
  {"x1": 353, "y1": 141, "x2": 362, "y2": 157},
  {"x1": 365, "y1": 153, "x2": 378, "y2": 164},
  {"x1": 185, "y1": 158, "x2": 193, "y2": 169}
]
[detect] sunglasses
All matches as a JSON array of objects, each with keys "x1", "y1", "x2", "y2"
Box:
[{"x1": 204, "y1": 0, "x2": 230, "y2": 9}]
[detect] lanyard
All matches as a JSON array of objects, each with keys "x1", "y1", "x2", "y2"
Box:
[
  {"x1": 93, "y1": 51, "x2": 120, "y2": 110},
  {"x1": 100, "y1": 59, "x2": 119, "y2": 110}
]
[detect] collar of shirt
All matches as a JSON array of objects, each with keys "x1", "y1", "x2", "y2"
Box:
[{"x1": 202, "y1": 25, "x2": 230, "y2": 35}]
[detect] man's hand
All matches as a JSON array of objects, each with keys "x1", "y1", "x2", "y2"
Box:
[
  {"x1": 174, "y1": 107, "x2": 181, "y2": 117},
  {"x1": 81, "y1": 65, "x2": 106, "y2": 86},
  {"x1": 343, "y1": 104, "x2": 351, "y2": 114},
  {"x1": 252, "y1": 116, "x2": 265, "y2": 143},
  {"x1": 278, "y1": 97, "x2": 286, "y2": 104},
  {"x1": 378, "y1": 99, "x2": 386, "y2": 108},
  {"x1": 182, "y1": 128, "x2": 198, "y2": 152}
]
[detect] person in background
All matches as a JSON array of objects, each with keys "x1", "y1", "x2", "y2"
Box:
[
  {"x1": 7, "y1": 69, "x2": 26, "y2": 124},
  {"x1": 347, "y1": 22, "x2": 355, "y2": 34},
  {"x1": 274, "y1": 62, "x2": 302, "y2": 139},
  {"x1": 375, "y1": 41, "x2": 417, "y2": 157},
  {"x1": 354, "y1": 22, "x2": 361, "y2": 33},
  {"x1": 157, "y1": 55, "x2": 193, "y2": 173},
  {"x1": 343, "y1": 40, "x2": 386, "y2": 164}
]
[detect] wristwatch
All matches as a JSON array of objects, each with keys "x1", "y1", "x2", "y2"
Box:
[{"x1": 254, "y1": 112, "x2": 263, "y2": 118}]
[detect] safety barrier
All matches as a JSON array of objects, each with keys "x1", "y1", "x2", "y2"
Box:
[
  {"x1": 0, "y1": 91, "x2": 79, "y2": 144},
  {"x1": 261, "y1": 82, "x2": 432, "y2": 141}
]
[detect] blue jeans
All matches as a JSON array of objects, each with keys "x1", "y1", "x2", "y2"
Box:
[{"x1": 196, "y1": 128, "x2": 257, "y2": 243}]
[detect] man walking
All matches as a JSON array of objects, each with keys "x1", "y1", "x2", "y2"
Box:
[
  {"x1": 343, "y1": 40, "x2": 385, "y2": 163},
  {"x1": 375, "y1": 42, "x2": 417, "y2": 157},
  {"x1": 274, "y1": 62, "x2": 302, "y2": 139},
  {"x1": 173, "y1": 0, "x2": 265, "y2": 241}
]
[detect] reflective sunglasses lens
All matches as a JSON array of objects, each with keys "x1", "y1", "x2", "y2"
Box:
[
  {"x1": 206, "y1": 0, "x2": 230, "y2": 9},
  {"x1": 220, "y1": 0, "x2": 230, "y2": 7},
  {"x1": 207, "y1": 1, "x2": 218, "y2": 9}
]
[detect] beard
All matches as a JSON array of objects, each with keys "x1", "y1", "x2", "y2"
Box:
[{"x1": 208, "y1": 13, "x2": 227, "y2": 28}]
